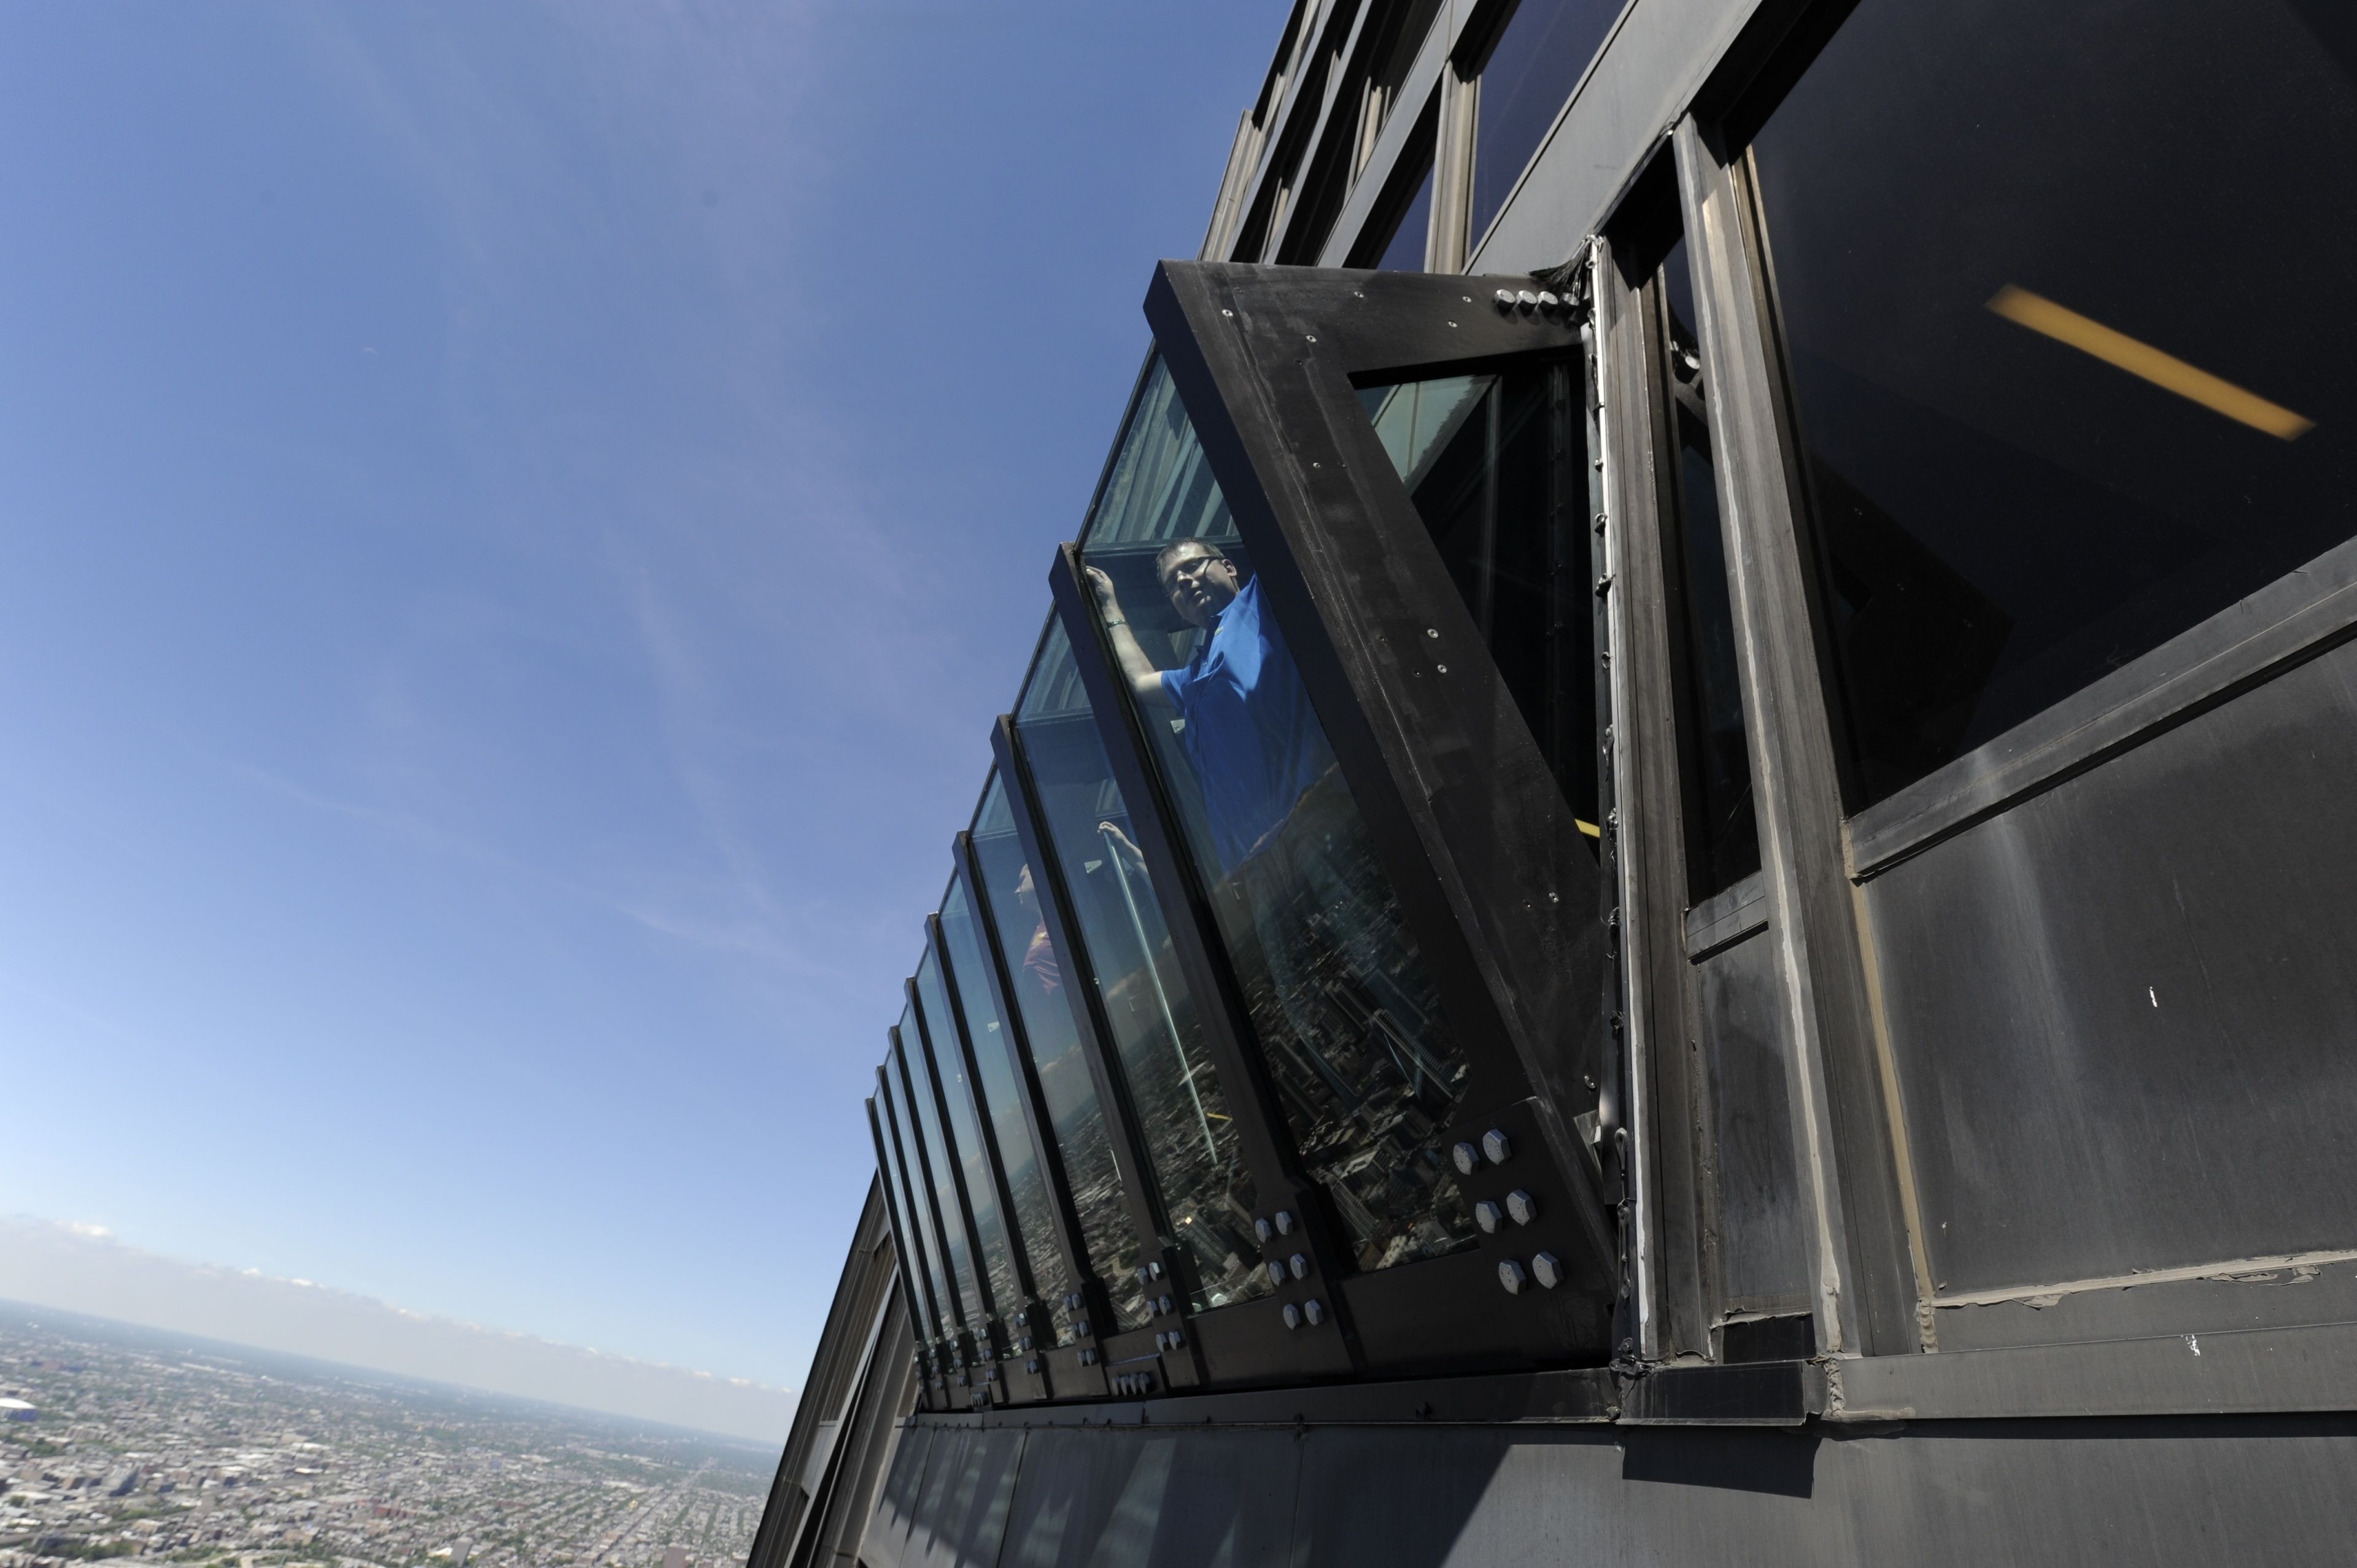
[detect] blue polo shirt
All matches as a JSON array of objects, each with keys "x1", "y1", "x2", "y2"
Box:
[{"x1": 1160, "y1": 576, "x2": 1335, "y2": 875}]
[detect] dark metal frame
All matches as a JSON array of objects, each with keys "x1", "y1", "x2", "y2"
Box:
[
  {"x1": 873, "y1": 1064, "x2": 950, "y2": 1409},
  {"x1": 888, "y1": 1025, "x2": 981, "y2": 1363},
  {"x1": 862, "y1": 1098, "x2": 938, "y2": 1403},
  {"x1": 904, "y1": 967, "x2": 1008, "y2": 1388}
]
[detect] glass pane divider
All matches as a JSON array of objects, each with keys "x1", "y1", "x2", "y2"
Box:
[
  {"x1": 873, "y1": 1065, "x2": 949, "y2": 1357},
  {"x1": 904, "y1": 971, "x2": 1008, "y2": 1343},
  {"x1": 925, "y1": 910, "x2": 1042, "y2": 1315},
  {"x1": 864, "y1": 1099, "x2": 940, "y2": 1406},
  {"x1": 889, "y1": 1027, "x2": 975, "y2": 1346}
]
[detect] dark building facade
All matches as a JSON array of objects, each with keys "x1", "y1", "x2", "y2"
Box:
[{"x1": 748, "y1": 0, "x2": 2357, "y2": 1562}]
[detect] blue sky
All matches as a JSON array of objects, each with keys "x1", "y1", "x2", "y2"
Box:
[{"x1": 0, "y1": 0, "x2": 1275, "y2": 1427}]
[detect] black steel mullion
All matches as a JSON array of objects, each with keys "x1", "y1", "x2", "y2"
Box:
[
  {"x1": 1047, "y1": 547, "x2": 1365, "y2": 1364},
  {"x1": 864, "y1": 1098, "x2": 934, "y2": 1363},
  {"x1": 990, "y1": 713, "x2": 1174, "y2": 1324},
  {"x1": 956, "y1": 828, "x2": 1099, "y2": 1326},
  {"x1": 906, "y1": 974, "x2": 1004, "y2": 1337},
  {"x1": 873, "y1": 1067, "x2": 945, "y2": 1349},
  {"x1": 927, "y1": 910, "x2": 1039, "y2": 1311},
  {"x1": 890, "y1": 1027, "x2": 974, "y2": 1345},
  {"x1": 1671, "y1": 117, "x2": 1919, "y2": 1356}
]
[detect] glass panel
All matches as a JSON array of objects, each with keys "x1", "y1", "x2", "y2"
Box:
[
  {"x1": 1014, "y1": 620, "x2": 1271, "y2": 1305},
  {"x1": 878, "y1": 1065, "x2": 954, "y2": 1340},
  {"x1": 1469, "y1": 0, "x2": 1625, "y2": 242},
  {"x1": 916, "y1": 946, "x2": 1018, "y2": 1321},
  {"x1": 1077, "y1": 365, "x2": 1477, "y2": 1275},
  {"x1": 867, "y1": 1096, "x2": 930, "y2": 1341},
  {"x1": 898, "y1": 1014, "x2": 987, "y2": 1330},
  {"x1": 969, "y1": 770, "x2": 1149, "y2": 1333},
  {"x1": 942, "y1": 871, "x2": 1077, "y2": 1333},
  {"x1": 1372, "y1": 160, "x2": 1434, "y2": 273},
  {"x1": 1745, "y1": 0, "x2": 2357, "y2": 805},
  {"x1": 1359, "y1": 358, "x2": 1600, "y2": 828},
  {"x1": 1657, "y1": 237, "x2": 1760, "y2": 900}
]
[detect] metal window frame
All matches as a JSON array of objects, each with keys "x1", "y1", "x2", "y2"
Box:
[
  {"x1": 863, "y1": 1100, "x2": 940, "y2": 1398},
  {"x1": 904, "y1": 967, "x2": 1008, "y2": 1367},
  {"x1": 873, "y1": 1065, "x2": 953, "y2": 1408},
  {"x1": 1128, "y1": 261, "x2": 1628, "y2": 1373},
  {"x1": 888, "y1": 1025, "x2": 981, "y2": 1357}
]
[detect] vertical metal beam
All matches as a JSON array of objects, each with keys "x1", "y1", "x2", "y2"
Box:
[
  {"x1": 955, "y1": 828, "x2": 1101, "y2": 1334},
  {"x1": 1671, "y1": 116, "x2": 1919, "y2": 1358},
  {"x1": 873, "y1": 1066, "x2": 945, "y2": 1354},
  {"x1": 905, "y1": 973, "x2": 1004, "y2": 1340},
  {"x1": 863, "y1": 1103, "x2": 934, "y2": 1373},
  {"x1": 1428, "y1": 52, "x2": 1476, "y2": 271},
  {"x1": 890, "y1": 1027, "x2": 975, "y2": 1345}
]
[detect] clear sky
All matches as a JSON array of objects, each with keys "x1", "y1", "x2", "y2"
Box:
[{"x1": 0, "y1": 0, "x2": 1276, "y2": 1438}]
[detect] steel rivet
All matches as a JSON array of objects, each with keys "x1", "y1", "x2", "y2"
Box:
[
  {"x1": 1426, "y1": 627, "x2": 1440, "y2": 638},
  {"x1": 1474, "y1": 1200, "x2": 1503, "y2": 1234},
  {"x1": 1507, "y1": 1189, "x2": 1539, "y2": 1226},
  {"x1": 1222, "y1": 309, "x2": 1234, "y2": 317},
  {"x1": 1306, "y1": 334, "x2": 1317, "y2": 343},
  {"x1": 1451, "y1": 1141, "x2": 1480, "y2": 1176},
  {"x1": 1482, "y1": 1128, "x2": 1513, "y2": 1165},
  {"x1": 1498, "y1": 1259, "x2": 1529, "y2": 1295},
  {"x1": 1436, "y1": 663, "x2": 1448, "y2": 674}
]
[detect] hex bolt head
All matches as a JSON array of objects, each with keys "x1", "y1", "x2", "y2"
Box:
[
  {"x1": 1288, "y1": 1253, "x2": 1310, "y2": 1280},
  {"x1": 1304, "y1": 1299, "x2": 1326, "y2": 1327},
  {"x1": 1493, "y1": 289, "x2": 1517, "y2": 308},
  {"x1": 1283, "y1": 1303, "x2": 1302, "y2": 1330},
  {"x1": 1167, "y1": 1328, "x2": 1185, "y2": 1349},
  {"x1": 1148, "y1": 1260, "x2": 1164, "y2": 1280},
  {"x1": 1482, "y1": 1128, "x2": 1514, "y2": 1165},
  {"x1": 1254, "y1": 1216, "x2": 1273, "y2": 1245},
  {"x1": 1538, "y1": 290, "x2": 1562, "y2": 310},
  {"x1": 1154, "y1": 1332, "x2": 1169, "y2": 1352},
  {"x1": 1474, "y1": 1200, "x2": 1504, "y2": 1234},
  {"x1": 1266, "y1": 1261, "x2": 1286, "y2": 1290},
  {"x1": 1532, "y1": 1252, "x2": 1564, "y2": 1289},
  {"x1": 1498, "y1": 1259, "x2": 1530, "y2": 1294},
  {"x1": 1275, "y1": 1210, "x2": 1295, "y2": 1235},
  {"x1": 1159, "y1": 1294, "x2": 1175, "y2": 1315},
  {"x1": 1515, "y1": 289, "x2": 1541, "y2": 311},
  {"x1": 1506, "y1": 1189, "x2": 1539, "y2": 1226},
  {"x1": 1452, "y1": 1141, "x2": 1481, "y2": 1176}
]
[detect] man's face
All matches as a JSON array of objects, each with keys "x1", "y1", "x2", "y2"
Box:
[{"x1": 1158, "y1": 546, "x2": 1240, "y2": 630}]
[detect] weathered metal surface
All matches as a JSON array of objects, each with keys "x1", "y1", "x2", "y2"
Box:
[{"x1": 997, "y1": 1428, "x2": 1301, "y2": 1568}]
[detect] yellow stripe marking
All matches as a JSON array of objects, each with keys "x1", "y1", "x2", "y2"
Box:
[
  {"x1": 1986, "y1": 285, "x2": 2313, "y2": 441},
  {"x1": 1575, "y1": 818, "x2": 1601, "y2": 839}
]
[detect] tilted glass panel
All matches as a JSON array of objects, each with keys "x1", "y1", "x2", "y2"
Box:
[
  {"x1": 1075, "y1": 368, "x2": 1477, "y2": 1274},
  {"x1": 916, "y1": 945, "x2": 1019, "y2": 1322},
  {"x1": 897, "y1": 1013, "x2": 988, "y2": 1330},
  {"x1": 942, "y1": 870, "x2": 1077, "y2": 1335},
  {"x1": 867, "y1": 1097, "x2": 929, "y2": 1341},
  {"x1": 1014, "y1": 619, "x2": 1271, "y2": 1307},
  {"x1": 878, "y1": 1065, "x2": 954, "y2": 1340},
  {"x1": 1657, "y1": 236, "x2": 1760, "y2": 900},
  {"x1": 1745, "y1": 0, "x2": 2357, "y2": 805},
  {"x1": 1358, "y1": 358, "x2": 1601, "y2": 830},
  {"x1": 969, "y1": 770, "x2": 1148, "y2": 1332},
  {"x1": 1469, "y1": 0, "x2": 1627, "y2": 243}
]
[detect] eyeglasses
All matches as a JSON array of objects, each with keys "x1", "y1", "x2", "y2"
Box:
[{"x1": 1160, "y1": 554, "x2": 1230, "y2": 590}]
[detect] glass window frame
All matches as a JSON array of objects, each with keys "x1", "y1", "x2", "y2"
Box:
[
  {"x1": 865, "y1": 1096, "x2": 939, "y2": 1377},
  {"x1": 888, "y1": 1025, "x2": 983, "y2": 1350},
  {"x1": 904, "y1": 964, "x2": 1013, "y2": 1348},
  {"x1": 875, "y1": 1060, "x2": 958, "y2": 1353}
]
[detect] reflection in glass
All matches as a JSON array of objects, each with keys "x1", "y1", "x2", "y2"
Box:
[
  {"x1": 970, "y1": 772, "x2": 1148, "y2": 1332},
  {"x1": 1469, "y1": 0, "x2": 1626, "y2": 242},
  {"x1": 1360, "y1": 0, "x2": 1442, "y2": 167},
  {"x1": 1360, "y1": 358, "x2": 1600, "y2": 828},
  {"x1": 942, "y1": 873, "x2": 1077, "y2": 1335},
  {"x1": 867, "y1": 1097, "x2": 932, "y2": 1346},
  {"x1": 916, "y1": 946, "x2": 1018, "y2": 1323},
  {"x1": 1078, "y1": 363, "x2": 1477, "y2": 1273},
  {"x1": 1656, "y1": 236, "x2": 1760, "y2": 899},
  {"x1": 1015, "y1": 620, "x2": 1272, "y2": 1305},
  {"x1": 897, "y1": 1013, "x2": 988, "y2": 1330},
  {"x1": 878, "y1": 1066, "x2": 954, "y2": 1340},
  {"x1": 1744, "y1": 0, "x2": 2356, "y2": 803},
  {"x1": 1371, "y1": 160, "x2": 1434, "y2": 273}
]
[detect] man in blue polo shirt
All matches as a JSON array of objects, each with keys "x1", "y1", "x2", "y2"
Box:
[{"x1": 1085, "y1": 539, "x2": 1334, "y2": 873}]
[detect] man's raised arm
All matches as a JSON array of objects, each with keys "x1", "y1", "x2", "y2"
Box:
[{"x1": 1084, "y1": 566, "x2": 1174, "y2": 709}]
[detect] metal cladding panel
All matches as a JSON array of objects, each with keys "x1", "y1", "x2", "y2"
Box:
[
  {"x1": 901, "y1": 1425, "x2": 1024, "y2": 1568},
  {"x1": 1693, "y1": 926, "x2": 1809, "y2": 1312},
  {"x1": 1869, "y1": 633, "x2": 2357, "y2": 1296},
  {"x1": 857, "y1": 1423, "x2": 936, "y2": 1568},
  {"x1": 996, "y1": 1427, "x2": 1300, "y2": 1568},
  {"x1": 1470, "y1": 0, "x2": 1762, "y2": 275}
]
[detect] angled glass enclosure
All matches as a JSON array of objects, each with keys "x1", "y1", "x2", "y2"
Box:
[
  {"x1": 913, "y1": 945, "x2": 1019, "y2": 1324},
  {"x1": 877, "y1": 1064, "x2": 954, "y2": 1342},
  {"x1": 969, "y1": 771, "x2": 1150, "y2": 1332},
  {"x1": 865, "y1": 1094, "x2": 933, "y2": 1348},
  {"x1": 1074, "y1": 360, "x2": 1477, "y2": 1275},
  {"x1": 894, "y1": 1018, "x2": 988, "y2": 1331},
  {"x1": 940, "y1": 870, "x2": 1077, "y2": 1332},
  {"x1": 1013, "y1": 619, "x2": 1272, "y2": 1310}
]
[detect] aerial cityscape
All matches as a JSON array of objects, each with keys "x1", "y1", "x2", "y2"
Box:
[{"x1": 0, "y1": 1308, "x2": 772, "y2": 1568}]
